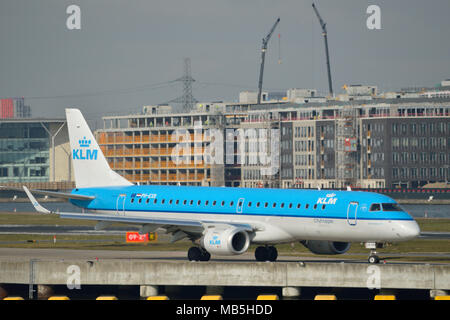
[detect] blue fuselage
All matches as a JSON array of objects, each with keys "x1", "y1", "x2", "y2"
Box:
[{"x1": 70, "y1": 185, "x2": 413, "y2": 222}]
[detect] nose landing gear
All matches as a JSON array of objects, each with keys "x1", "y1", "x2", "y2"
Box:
[
  {"x1": 365, "y1": 242, "x2": 385, "y2": 264},
  {"x1": 368, "y1": 252, "x2": 380, "y2": 264}
]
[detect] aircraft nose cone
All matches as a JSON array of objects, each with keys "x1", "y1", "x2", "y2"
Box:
[{"x1": 400, "y1": 220, "x2": 421, "y2": 239}]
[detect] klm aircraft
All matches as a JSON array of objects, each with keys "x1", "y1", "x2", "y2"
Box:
[{"x1": 18, "y1": 109, "x2": 420, "y2": 263}]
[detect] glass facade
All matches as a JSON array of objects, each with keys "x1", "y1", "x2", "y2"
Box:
[{"x1": 0, "y1": 122, "x2": 50, "y2": 182}]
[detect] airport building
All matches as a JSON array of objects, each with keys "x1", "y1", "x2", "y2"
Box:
[{"x1": 0, "y1": 117, "x2": 73, "y2": 190}]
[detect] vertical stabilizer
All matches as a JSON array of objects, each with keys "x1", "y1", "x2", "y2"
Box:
[{"x1": 66, "y1": 108, "x2": 133, "y2": 188}]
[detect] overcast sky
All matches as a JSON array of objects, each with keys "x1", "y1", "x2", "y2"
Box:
[{"x1": 0, "y1": 0, "x2": 449, "y2": 125}]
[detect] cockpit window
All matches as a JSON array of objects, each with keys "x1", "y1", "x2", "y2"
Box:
[
  {"x1": 382, "y1": 203, "x2": 402, "y2": 211},
  {"x1": 369, "y1": 203, "x2": 381, "y2": 211}
]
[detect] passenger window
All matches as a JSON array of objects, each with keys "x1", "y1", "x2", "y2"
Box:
[
  {"x1": 189, "y1": 200, "x2": 193, "y2": 205},
  {"x1": 305, "y1": 204, "x2": 309, "y2": 209},
  {"x1": 313, "y1": 204, "x2": 317, "y2": 209},
  {"x1": 248, "y1": 202, "x2": 252, "y2": 207},
  {"x1": 370, "y1": 203, "x2": 381, "y2": 211},
  {"x1": 230, "y1": 201, "x2": 234, "y2": 206},
  {"x1": 183, "y1": 200, "x2": 187, "y2": 205},
  {"x1": 221, "y1": 201, "x2": 225, "y2": 206},
  {"x1": 213, "y1": 200, "x2": 217, "y2": 206},
  {"x1": 264, "y1": 202, "x2": 268, "y2": 208},
  {"x1": 169, "y1": 199, "x2": 173, "y2": 204},
  {"x1": 146, "y1": 198, "x2": 150, "y2": 204},
  {"x1": 205, "y1": 200, "x2": 209, "y2": 206},
  {"x1": 256, "y1": 202, "x2": 260, "y2": 207},
  {"x1": 322, "y1": 205, "x2": 326, "y2": 210},
  {"x1": 154, "y1": 199, "x2": 157, "y2": 204},
  {"x1": 131, "y1": 198, "x2": 134, "y2": 203},
  {"x1": 297, "y1": 203, "x2": 301, "y2": 209},
  {"x1": 161, "y1": 199, "x2": 165, "y2": 204},
  {"x1": 176, "y1": 200, "x2": 179, "y2": 205},
  {"x1": 289, "y1": 203, "x2": 293, "y2": 208},
  {"x1": 238, "y1": 201, "x2": 243, "y2": 207},
  {"x1": 197, "y1": 200, "x2": 201, "y2": 205}
]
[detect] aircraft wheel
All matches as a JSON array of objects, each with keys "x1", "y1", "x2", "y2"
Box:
[
  {"x1": 267, "y1": 246, "x2": 278, "y2": 262},
  {"x1": 255, "y1": 246, "x2": 268, "y2": 262},
  {"x1": 200, "y1": 249, "x2": 211, "y2": 262},
  {"x1": 368, "y1": 255, "x2": 380, "y2": 264}
]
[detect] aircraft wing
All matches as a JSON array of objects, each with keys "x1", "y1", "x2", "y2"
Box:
[
  {"x1": 59, "y1": 212, "x2": 204, "y2": 228},
  {"x1": 0, "y1": 185, "x2": 95, "y2": 201},
  {"x1": 22, "y1": 187, "x2": 254, "y2": 241}
]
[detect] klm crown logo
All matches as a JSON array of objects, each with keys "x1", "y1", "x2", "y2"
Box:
[
  {"x1": 73, "y1": 136, "x2": 98, "y2": 160},
  {"x1": 78, "y1": 137, "x2": 91, "y2": 148}
]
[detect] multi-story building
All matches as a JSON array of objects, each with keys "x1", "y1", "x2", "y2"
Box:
[
  {"x1": 97, "y1": 104, "x2": 249, "y2": 187},
  {"x1": 98, "y1": 81, "x2": 450, "y2": 190},
  {"x1": 238, "y1": 87, "x2": 450, "y2": 189},
  {"x1": 0, "y1": 98, "x2": 31, "y2": 119}
]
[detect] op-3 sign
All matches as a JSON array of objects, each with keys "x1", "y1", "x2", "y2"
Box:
[{"x1": 126, "y1": 232, "x2": 157, "y2": 243}]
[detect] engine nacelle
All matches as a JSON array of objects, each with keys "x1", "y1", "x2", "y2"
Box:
[
  {"x1": 301, "y1": 240, "x2": 351, "y2": 255},
  {"x1": 201, "y1": 227, "x2": 250, "y2": 255}
]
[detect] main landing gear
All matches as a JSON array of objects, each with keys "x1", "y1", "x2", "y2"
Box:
[
  {"x1": 255, "y1": 245, "x2": 278, "y2": 262},
  {"x1": 187, "y1": 246, "x2": 211, "y2": 262}
]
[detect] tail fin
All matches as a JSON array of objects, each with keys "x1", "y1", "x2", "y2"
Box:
[{"x1": 66, "y1": 108, "x2": 133, "y2": 188}]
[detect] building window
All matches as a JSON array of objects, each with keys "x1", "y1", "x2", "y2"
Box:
[{"x1": 392, "y1": 168, "x2": 399, "y2": 179}]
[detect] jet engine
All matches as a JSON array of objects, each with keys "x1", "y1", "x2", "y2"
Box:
[
  {"x1": 201, "y1": 227, "x2": 250, "y2": 255},
  {"x1": 301, "y1": 240, "x2": 351, "y2": 255}
]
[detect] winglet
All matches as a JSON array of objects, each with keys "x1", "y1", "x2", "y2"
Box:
[{"x1": 23, "y1": 186, "x2": 52, "y2": 214}]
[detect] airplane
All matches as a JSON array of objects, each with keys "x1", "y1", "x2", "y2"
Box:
[{"x1": 12, "y1": 108, "x2": 420, "y2": 263}]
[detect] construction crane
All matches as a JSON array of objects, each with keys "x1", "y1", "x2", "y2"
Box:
[
  {"x1": 257, "y1": 17, "x2": 280, "y2": 105},
  {"x1": 312, "y1": 3, "x2": 333, "y2": 97}
]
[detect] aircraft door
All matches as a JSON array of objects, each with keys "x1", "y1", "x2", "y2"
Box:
[
  {"x1": 236, "y1": 198, "x2": 245, "y2": 214},
  {"x1": 116, "y1": 194, "x2": 127, "y2": 216},
  {"x1": 347, "y1": 201, "x2": 358, "y2": 226}
]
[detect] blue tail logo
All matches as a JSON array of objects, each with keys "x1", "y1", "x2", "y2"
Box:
[{"x1": 72, "y1": 136, "x2": 98, "y2": 160}]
